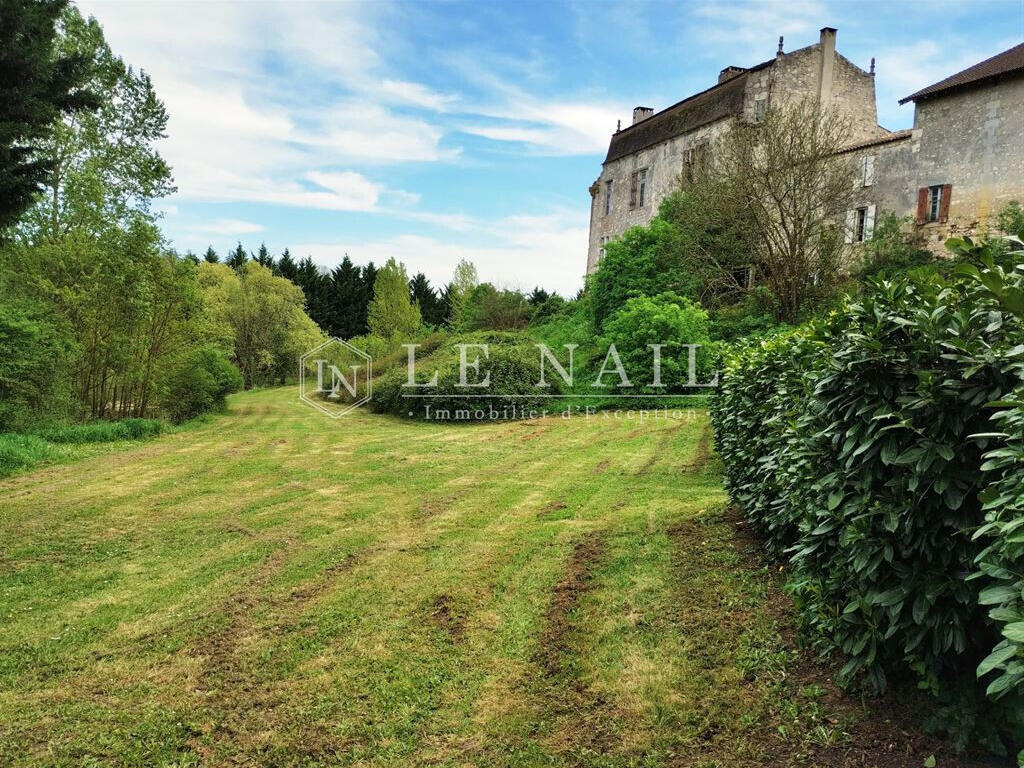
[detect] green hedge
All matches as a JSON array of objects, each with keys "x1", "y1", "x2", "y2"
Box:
[
  {"x1": 371, "y1": 331, "x2": 560, "y2": 419},
  {"x1": 33, "y1": 418, "x2": 165, "y2": 443},
  {"x1": 710, "y1": 240, "x2": 1024, "y2": 752}
]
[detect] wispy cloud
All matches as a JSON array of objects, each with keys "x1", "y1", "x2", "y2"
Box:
[{"x1": 187, "y1": 218, "x2": 266, "y2": 237}]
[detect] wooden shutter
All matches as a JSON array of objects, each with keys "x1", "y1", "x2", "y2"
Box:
[
  {"x1": 939, "y1": 184, "x2": 952, "y2": 223},
  {"x1": 915, "y1": 187, "x2": 928, "y2": 224},
  {"x1": 629, "y1": 172, "x2": 637, "y2": 208},
  {"x1": 865, "y1": 204, "x2": 876, "y2": 240}
]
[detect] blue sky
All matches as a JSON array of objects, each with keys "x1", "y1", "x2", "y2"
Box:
[{"x1": 77, "y1": 0, "x2": 1023, "y2": 295}]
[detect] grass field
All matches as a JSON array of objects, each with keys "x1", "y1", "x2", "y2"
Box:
[{"x1": 0, "y1": 388, "x2": 977, "y2": 767}]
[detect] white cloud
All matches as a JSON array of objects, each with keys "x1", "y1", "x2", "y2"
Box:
[
  {"x1": 187, "y1": 219, "x2": 266, "y2": 236},
  {"x1": 692, "y1": 0, "x2": 826, "y2": 46}
]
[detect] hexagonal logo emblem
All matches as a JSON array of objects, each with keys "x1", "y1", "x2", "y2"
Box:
[{"x1": 299, "y1": 338, "x2": 372, "y2": 418}]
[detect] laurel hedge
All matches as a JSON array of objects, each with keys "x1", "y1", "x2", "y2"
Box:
[{"x1": 711, "y1": 239, "x2": 1024, "y2": 750}]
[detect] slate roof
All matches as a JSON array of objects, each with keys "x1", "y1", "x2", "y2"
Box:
[
  {"x1": 603, "y1": 58, "x2": 774, "y2": 164},
  {"x1": 899, "y1": 42, "x2": 1024, "y2": 104}
]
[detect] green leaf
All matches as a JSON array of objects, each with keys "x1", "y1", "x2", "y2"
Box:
[
  {"x1": 978, "y1": 643, "x2": 1018, "y2": 677},
  {"x1": 1003, "y1": 622, "x2": 1024, "y2": 643}
]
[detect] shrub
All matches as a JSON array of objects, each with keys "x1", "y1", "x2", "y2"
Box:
[
  {"x1": 159, "y1": 346, "x2": 243, "y2": 424},
  {"x1": 588, "y1": 219, "x2": 699, "y2": 332},
  {"x1": 998, "y1": 201, "x2": 1024, "y2": 240},
  {"x1": 851, "y1": 211, "x2": 935, "y2": 281},
  {"x1": 711, "y1": 241, "x2": 1024, "y2": 751},
  {"x1": 0, "y1": 434, "x2": 56, "y2": 478},
  {"x1": 601, "y1": 292, "x2": 713, "y2": 392},
  {"x1": 372, "y1": 331, "x2": 559, "y2": 419},
  {"x1": 461, "y1": 284, "x2": 530, "y2": 331},
  {"x1": 34, "y1": 418, "x2": 164, "y2": 443},
  {"x1": 0, "y1": 295, "x2": 76, "y2": 432}
]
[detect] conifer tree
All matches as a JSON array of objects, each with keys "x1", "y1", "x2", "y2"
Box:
[
  {"x1": 226, "y1": 242, "x2": 248, "y2": 270},
  {"x1": 277, "y1": 248, "x2": 297, "y2": 281},
  {"x1": 203, "y1": 246, "x2": 219, "y2": 264}
]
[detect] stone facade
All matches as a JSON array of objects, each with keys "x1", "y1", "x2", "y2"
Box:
[
  {"x1": 587, "y1": 32, "x2": 1024, "y2": 272},
  {"x1": 587, "y1": 27, "x2": 883, "y2": 273}
]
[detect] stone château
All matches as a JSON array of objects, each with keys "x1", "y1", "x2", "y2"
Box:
[{"x1": 586, "y1": 29, "x2": 1024, "y2": 274}]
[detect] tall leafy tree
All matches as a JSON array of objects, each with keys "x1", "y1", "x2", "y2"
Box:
[
  {"x1": 446, "y1": 259, "x2": 478, "y2": 328},
  {"x1": 368, "y1": 258, "x2": 420, "y2": 339},
  {"x1": 21, "y1": 5, "x2": 174, "y2": 240},
  {"x1": 0, "y1": 0, "x2": 98, "y2": 232}
]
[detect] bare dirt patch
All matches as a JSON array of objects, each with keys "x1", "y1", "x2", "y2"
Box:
[{"x1": 429, "y1": 594, "x2": 467, "y2": 641}]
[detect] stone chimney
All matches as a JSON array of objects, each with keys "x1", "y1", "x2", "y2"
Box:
[
  {"x1": 818, "y1": 27, "x2": 837, "y2": 104},
  {"x1": 718, "y1": 66, "x2": 746, "y2": 84},
  {"x1": 632, "y1": 106, "x2": 654, "y2": 125}
]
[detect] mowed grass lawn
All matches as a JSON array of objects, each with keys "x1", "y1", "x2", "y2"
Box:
[{"x1": 0, "y1": 388, "x2": 969, "y2": 768}]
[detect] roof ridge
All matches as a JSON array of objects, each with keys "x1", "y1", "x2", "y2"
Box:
[{"x1": 900, "y1": 42, "x2": 1024, "y2": 103}]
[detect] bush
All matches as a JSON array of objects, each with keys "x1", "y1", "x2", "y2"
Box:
[
  {"x1": 372, "y1": 331, "x2": 559, "y2": 419},
  {"x1": 461, "y1": 284, "x2": 530, "y2": 331},
  {"x1": 998, "y1": 201, "x2": 1024, "y2": 240},
  {"x1": 159, "y1": 346, "x2": 243, "y2": 424},
  {"x1": 601, "y1": 292, "x2": 714, "y2": 392},
  {"x1": 588, "y1": 219, "x2": 699, "y2": 332},
  {"x1": 0, "y1": 434, "x2": 56, "y2": 478},
  {"x1": 851, "y1": 211, "x2": 935, "y2": 281},
  {"x1": 0, "y1": 295, "x2": 76, "y2": 432},
  {"x1": 711, "y1": 240, "x2": 1024, "y2": 751}
]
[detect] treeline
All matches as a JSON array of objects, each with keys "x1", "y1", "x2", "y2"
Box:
[
  {"x1": 0, "y1": 2, "x2": 321, "y2": 430},
  {"x1": 198, "y1": 243, "x2": 564, "y2": 338}
]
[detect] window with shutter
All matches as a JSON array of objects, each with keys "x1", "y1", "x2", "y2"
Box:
[
  {"x1": 862, "y1": 156, "x2": 875, "y2": 187},
  {"x1": 629, "y1": 172, "x2": 638, "y2": 208},
  {"x1": 916, "y1": 187, "x2": 928, "y2": 224},
  {"x1": 939, "y1": 184, "x2": 952, "y2": 223},
  {"x1": 864, "y1": 204, "x2": 876, "y2": 240}
]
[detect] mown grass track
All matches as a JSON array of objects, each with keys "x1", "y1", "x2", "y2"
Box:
[{"x1": 0, "y1": 388, "x2": 986, "y2": 767}]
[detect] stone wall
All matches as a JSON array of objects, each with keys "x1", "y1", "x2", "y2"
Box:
[{"x1": 912, "y1": 75, "x2": 1024, "y2": 245}]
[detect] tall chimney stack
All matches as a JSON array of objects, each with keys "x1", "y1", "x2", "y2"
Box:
[
  {"x1": 632, "y1": 106, "x2": 654, "y2": 125},
  {"x1": 818, "y1": 27, "x2": 837, "y2": 104}
]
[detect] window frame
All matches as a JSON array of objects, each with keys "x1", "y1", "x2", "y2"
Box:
[
  {"x1": 927, "y1": 185, "x2": 943, "y2": 223},
  {"x1": 604, "y1": 181, "x2": 613, "y2": 216}
]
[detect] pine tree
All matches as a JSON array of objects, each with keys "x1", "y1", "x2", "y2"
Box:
[
  {"x1": 183, "y1": 250, "x2": 200, "y2": 264},
  {"x1": 328, "y1": 256, "x2": 364, "y2": 339},
  {"x1": 296, "y1": 256, "x2": 328, "y2": 330},
  {"x1": 203, "y1": 246, "x2": 219, "y2": 264},
  {"x1": 277, "y1": 248, "x2": 297, "y2": 281},
  {"x1": 357, "y1": 261, "x2": 377, "y2": 335},
  {"x1": 409, "y1": 272, "x2": 444, "y2": 327},
  {"x1": 528, "y1": 287, "x2": 550, "y2": 306},
  {"x1": 368, "y1": 258, "x2": 420, "y2": 339},
  {"x1": 254, "y1": 242, "x2": 275, "y2": 270},
  {"x1": 226, "y1": 242, "x2": 248, "y2": 270}
]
